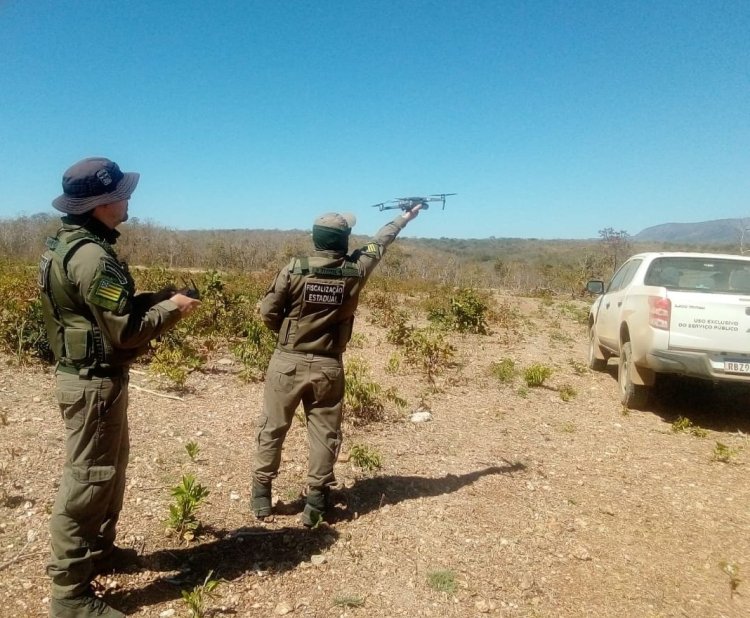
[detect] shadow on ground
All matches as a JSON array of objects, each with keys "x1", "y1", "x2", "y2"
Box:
[
  {"x1": 109, "y1": 464, "x2": 521, "y2": 613},
  {"x1": 602, "y1": 363, "x2": 750, "y2": 432},
  {"x1": 648, "y1": 376, "x2": 750, "y2": 433}
]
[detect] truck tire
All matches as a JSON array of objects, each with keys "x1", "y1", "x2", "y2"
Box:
[
  {"x1": 618, "y1": 342, "x2": 649, "y2": 409},
  {"x1": 587, "y1": 326, "x2": 608, "y2": 371}
]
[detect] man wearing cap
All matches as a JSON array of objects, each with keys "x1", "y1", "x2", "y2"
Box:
[
  {"x1": 40, "y1": 157, "x2": 201, "y2": 618},
  {"x1": 251, "y1": 205, "x2": 422, "y2": 526}
]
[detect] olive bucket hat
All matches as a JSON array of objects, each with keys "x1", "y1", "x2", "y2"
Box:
[{"x1": 52, "y1": 157, "x2": 140, "y2": 215}]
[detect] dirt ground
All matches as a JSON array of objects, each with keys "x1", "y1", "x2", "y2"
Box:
[{"x1": 1, "y1": 292, "x2": 749, "y2": 618}]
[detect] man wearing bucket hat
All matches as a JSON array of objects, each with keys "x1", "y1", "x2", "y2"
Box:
[
  {"x1": 40, "y1": 157, "x2": 201, "y2": 618},
  {"x1": 251, "y1": 204, "x2": 422, "y2": 526}
]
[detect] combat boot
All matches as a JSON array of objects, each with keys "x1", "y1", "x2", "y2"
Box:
[
  {"x1": 94, "y1": 545, "x2": 141, "y2": 575},
  {"x1": 49, "y1": 590, "x2": 124, "y2": 617},
  {"x1": 251, "y1": 480, "x2": 272, "y2": 519},
  {"x1": 301, "y1": 487, "x2": 328, "y2": 527}
]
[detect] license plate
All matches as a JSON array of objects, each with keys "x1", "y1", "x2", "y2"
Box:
[{"x1": 725, "y1": 361, "x2": 750, "y2": 374}]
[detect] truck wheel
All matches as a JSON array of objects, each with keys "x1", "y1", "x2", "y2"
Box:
[
  {"x1": 587, "y1": 326, "x2": 608, "y2": 371},
  {"x1": 618, "y1": 342, "x2": 649, "y2": 409}
]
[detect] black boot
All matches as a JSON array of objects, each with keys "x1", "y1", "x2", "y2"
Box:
[
  {"x1": 251, "y1": 480, "x2": 272, "y2": 519},
  {"x1": 49, "y1": 589, "x2": 124, "y2": 617},
  {"x1": 301, "y1": 487, "x2": 328, "y2": 527}
]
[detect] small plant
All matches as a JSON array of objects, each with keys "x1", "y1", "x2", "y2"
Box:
[
  {"x1": 166, "y1": 474, "x2": 210, "y2": 541},
  {"x1": 558, "y1": 384, "x2": 577, "y2": 402},
  {"x1": 719, "y1": 561, "x2": 741, "y2": 597},
  {"x1": 182, "y1": 570, "x2": 221, "y2": 618},
  {"x1": 349, "y1": 444, "x2": 382, "y2": 471},
  {"x1": 333, "y1": 594, "x2": 365, "y2": 608},
  {"x1": 403, "y1": 327, "x2": 455, "y2": 383},
  {"x1": 713, "y1": 442, "x2": 739, "y2": 463},
  {"x1": 490, "y1": 358, "x2": 515, "y2": 383},
  {"x1": 671, "y1": 416, "x2": 693, "y2": 432},
  {"x1": 561, "y1": 421, "x2": 576, "y2": 433},
  {"x1": 549, "y1": 329, "x2": 572, "y2": 344},
  {"x1": 517, "y1": 386, "x2": 529, "y2": 398},
  {"x1": 344, "y1": 358, "x2": 385, "y2": 423},
  {"x1": 523, "y1": 363, "x2": 552, "y2": 387},
  {"x1": 427, "y1": 569, "x2": 458, "y2": 594},
  {"x1": 671, "y1": 416, "x2": 708, "y2": 438},
  {"x1": 385, "y1": 353, "x2": 401, "y2": 375},
  {"x1": 569, "y1": 359, "x2": 588, "y2": 375},
  {"x1": 348, "y1": 333, "x2": 367, "y2": 348},
  {"x1": 185, "y1": 440, "x2": 200, "y2": 462}
]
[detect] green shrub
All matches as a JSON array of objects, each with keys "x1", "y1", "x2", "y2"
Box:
[
  {"x1": 344, "y1": 358, "x2": 386, "y2": 423},
  {"x1": 0, "y1": 261, "x2": 51, "y2": 363},
  {"x1": 524, "y1": 363, "x2": 552, "y2": 387},
  {"x1": 349, "y1": 444, "x2": 382, "y2": 471},
  {"x1": 490, "y1": 358, "x2": 516, "y2": 383},
  {"x1": 428, "y1": 288, "x2": 489, "y2": 334},
  {"x1": 427, "y1": 570, "x2": 457, "y2": 594},
  {"x1": 149, "y1": 336, "x2": 203, "y2": 389},
  {"x1": 232, "y1": 317, "x2": 276, "y2": 382},
  {"x1": 403, "y1": 328, "x2": 455, "y2": 383}
]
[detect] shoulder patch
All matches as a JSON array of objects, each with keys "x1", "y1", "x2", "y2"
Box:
[
  {"x1": 363, "y1": 242, "x2": 380, "y2": 256},
  {"x1": 87, "y1": 276, "x2": 128, "y2": 313}
]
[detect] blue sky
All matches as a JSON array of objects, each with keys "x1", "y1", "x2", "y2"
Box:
[{"x1": 1, "y1": 1, "x2": 748, "y2": 239}]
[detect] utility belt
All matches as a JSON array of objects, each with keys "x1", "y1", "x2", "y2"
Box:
[
  {"x1": 278, "y1": 316, "x2": 354, "y2": 353},
  {"x1": 275, "y1": 347, "x2": 342, "y2": 360},
  {"x1": 56, "y1": 363, "x2": 128, "y2": 379}
]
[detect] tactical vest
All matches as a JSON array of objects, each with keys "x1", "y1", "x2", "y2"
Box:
[
  {"x1": 38, "y1": 229, "x2": 128, "y2": 370},
  {"x1": 277, "y1": 256, "x2": 363, "y2": 355}
]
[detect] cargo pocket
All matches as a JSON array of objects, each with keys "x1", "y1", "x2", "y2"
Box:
[
  {"x1": 65, "y1": 465, "x2": 116, "y2": 518},
  {"x1": 272, "y1": 361, "x2": 297, "y2": 393},
  {"x1": 55, "y1": 384, "x2": 88, "y2": 431},
  {"x1": 314, "y1": 366, "x2": 344, "y2": 403}
]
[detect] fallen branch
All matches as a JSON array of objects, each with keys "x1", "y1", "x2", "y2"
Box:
[
  {"x1": 0, "y1": 539, "x2": 34, "y2": 572},
  {"x1": 129, "y1": 384, "x2": 184, "y2": 401}
]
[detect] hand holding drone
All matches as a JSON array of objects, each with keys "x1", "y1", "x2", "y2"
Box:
[{"x1": 370, "y1": 193, "x2": 456, "y2": 212}]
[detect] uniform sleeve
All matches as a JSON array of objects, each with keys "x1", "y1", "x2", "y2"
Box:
[
  {"x1": 352, "y1": 214, "x2": 408, "y2": 279},
  {"x1": 68, "y1": 244, "x2": 182, "y2": 350},
  {"x1": 260, "y1": 266, "x2": 291, "y2": 332}
]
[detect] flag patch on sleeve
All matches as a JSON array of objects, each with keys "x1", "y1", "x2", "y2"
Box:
[{"x1": 87, "y1": 277, "x2": 127, "y2": 312}]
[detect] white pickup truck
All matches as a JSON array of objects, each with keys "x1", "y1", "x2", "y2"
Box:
[{"x1": 586, "y1": 252, "x2": 750, "y2": 408}]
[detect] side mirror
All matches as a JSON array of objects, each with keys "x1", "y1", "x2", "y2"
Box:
[{"x1": 586, "y1": 280, "x2": 605, "y2": 295}]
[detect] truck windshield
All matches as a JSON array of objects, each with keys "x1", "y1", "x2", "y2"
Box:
[{"x1": 644, "y1": 257, "x2": 750, "y2": 294}]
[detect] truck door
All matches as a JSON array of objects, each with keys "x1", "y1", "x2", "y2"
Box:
[{"x1": 596, "y1": 259, "x2": 643, "y2": 349}]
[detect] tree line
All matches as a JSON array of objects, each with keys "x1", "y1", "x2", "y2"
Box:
[{"x1": 0, "y1": 213, "x2": 738, "y2": 295}]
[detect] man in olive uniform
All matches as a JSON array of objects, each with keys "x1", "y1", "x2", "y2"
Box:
[
  {"x1": 40, "y1": 157, "x2": 201, "y2": 618},
  {"x1": 252, "y1": 205, "x2": 422, "y2": 526}
]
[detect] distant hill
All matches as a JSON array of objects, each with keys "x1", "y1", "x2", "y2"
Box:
[{"x1": 634, "y1": 218, "x2": 749, "y2": 244}]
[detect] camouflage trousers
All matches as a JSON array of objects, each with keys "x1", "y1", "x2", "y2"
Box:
[
  {"x1": 47, "y1": 369, "x2": 129, "y2": 599},
  {"x1": 254, "y1": 349, "x2": 344, "y2": 490}
]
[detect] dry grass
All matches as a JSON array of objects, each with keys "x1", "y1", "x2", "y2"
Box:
[{"x1": 1, "y1": 293, "x2": 749, "y2": 617}]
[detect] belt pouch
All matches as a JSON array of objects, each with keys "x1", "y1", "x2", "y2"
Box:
[{"x1": 63, "y1": 327, "x2": 91, "y2": 363}]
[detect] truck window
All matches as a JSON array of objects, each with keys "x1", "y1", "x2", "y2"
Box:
[
  {"x1": 645, "y1": 257, "x2": 750, "y2": 293},
  {"x1": 606, "y1": 259, "x2": 641, "y2": 292}
]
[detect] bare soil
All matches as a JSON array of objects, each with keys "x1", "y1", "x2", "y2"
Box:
[{"x1": 1, "y1": 292, "x2": 749, "y2": 618}]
